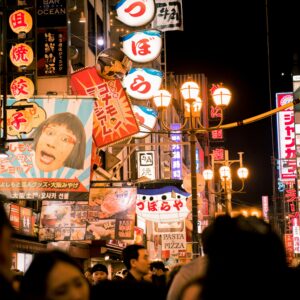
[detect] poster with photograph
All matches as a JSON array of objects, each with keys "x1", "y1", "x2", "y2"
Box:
[
  {"x1": 0, "y1": 97, "x2": 94, "y2": 201},
  {"x1": 86, "y1": 219, "x2": 116, "y2": 240},
  {"x1": 39, "y1": 201, "x2": 87, "y2": 241},
  {"x1": 88, "y1": 188, "x2": 137, "y2": 240}
]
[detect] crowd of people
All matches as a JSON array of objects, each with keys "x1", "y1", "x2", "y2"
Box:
[{"x1": 1, "y1": 197, "x2": 300, "y2": 300}]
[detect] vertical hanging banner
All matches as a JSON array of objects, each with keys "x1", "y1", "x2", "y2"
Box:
[
  {"x1": 0, "y1": 98, "x2": 94, "y2": 201},
  {"x1": 276, "y1": 92, "x2": 296, "y2": 182},
  {"x1": 170, "y1": 123, "x2": 182, "y2": 179},
  {"x1": 152, "y1": 0, "x2": 183, "y2": 32}
]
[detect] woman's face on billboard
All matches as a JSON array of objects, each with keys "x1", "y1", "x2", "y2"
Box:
[{"x1": 35, "y1": 123, "x2": 77, "y2": 172}]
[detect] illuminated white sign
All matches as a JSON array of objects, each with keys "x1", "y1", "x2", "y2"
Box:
[
  {"x1": 136, "y1": 186, "x2": 190, "y2": 222},
  {"x1": 121, "y1": 29, "x2": 162, "y2": 63},
  {"x1": 123, "y1": 68, "x2": 162, "y2": 100},
  {"x1": 161, "y1": 232, "x2": 186, "y2": 251},
  {"x1": 276, "y1": 92, "x2": 296, "y2": 182},
  {"x1": 136, "y1": 150, "x2": 155, "y2": 180},
  {"x1": 115, "y1": 0, "x2": 156, "y2": 27},
  {"x1": 133, "y1": 105, "x2": 157, "y2": 139}
]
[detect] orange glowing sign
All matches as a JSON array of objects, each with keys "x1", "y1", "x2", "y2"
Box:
[
  {"x1": 10, "y1": 76, "x2": 34, "y2": 100},
  {"x1": 9, "y1": 10, "x2": 33, "y2": 34},
  {"x1": 70, "y1": 67, "x2": 139, "y2": 148},
  {"x1": 10, "y1": 43, "x2": 34, "y2": 67}
]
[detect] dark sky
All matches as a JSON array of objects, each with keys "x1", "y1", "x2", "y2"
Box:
[{"x1": 166, "y1": 1, "x2": 298, "y2": 210}]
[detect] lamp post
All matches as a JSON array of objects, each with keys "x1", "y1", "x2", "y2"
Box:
[
  {"x1": 153, "y1": 81, "x2": 231, "y2": 258},
  {"x1": 203, "y1": 150, "x2": 249, "y2": 215}
]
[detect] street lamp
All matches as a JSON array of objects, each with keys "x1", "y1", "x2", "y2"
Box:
[
  {"x1": 203, "y1": 150, "x2": 249, "y2": 215},
  {"x1": 153, "y1": 81, "x2": 231, "y2": 258}
]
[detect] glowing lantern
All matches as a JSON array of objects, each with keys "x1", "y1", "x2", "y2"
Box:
[
  {"x1": 114, "y1": 0, "x2": 156, "y2": 27},
  {"x1": 120, "y1": 29, "x2": 162, "y2": 63},
  {"x1": 10, "y1": 76, "x2": 34, "y2": 100},
  {"x1": 9, "y1": 10, "x2": 33, "y2": 34},
  {"x1": 10, "y1": 43, "x2": 34, "y2": 68},
  {"x1": 122, "y1": 68, "x2": 162, "y2": 100}
]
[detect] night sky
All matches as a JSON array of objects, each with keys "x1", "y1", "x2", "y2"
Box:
[{"x1": 165, "y1": 1, "x2": 299, "y2": 209}]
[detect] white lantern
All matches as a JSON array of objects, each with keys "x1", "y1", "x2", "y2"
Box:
[
  {"x1": 219, "y1": 166, "x2": 231, "y2": 180},
  {"x1": 237, "y1": 167, "x2": 249, "y2": 179},
  {"x1": 212, "y1": 87, "x2": 231, "y2": 106},
  {"x1": 180, "y1": 81, "x2": 199, "y2": 101},
  {"x1": 203, "y1": 169, "x2": 213, "y2": 181},
  {"x1": 153, "y1": 89, "x2": 172, "y2": 109}
]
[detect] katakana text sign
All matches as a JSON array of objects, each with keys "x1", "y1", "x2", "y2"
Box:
[{"x1": 70, "y1": 66, "x2": 139, "y2": 148}]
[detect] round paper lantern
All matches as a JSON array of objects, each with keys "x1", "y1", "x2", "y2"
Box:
[
  {"x1": 10, "y1": 43, "x2": 34, "y2": 68},
  {"x1": 132, "y1": 105, "x2": 157, "y2": 138},
  {"x1": 95, "y1": 47, "x2": 132, "y2": 80},
  {"x1": 115, "y1": 0, "x2": 156, "y2": 27},
  {"x1": 120, "y1": 29, "x2": 162, "y2": 63},
  {"x1": 10, "y1": 76, "x2": 34, "y2": 100},
  {"x1": 122, "y1": 68, "x2": 163, "y2": 100},
  {"x1": 9, "y1": 10, "x2": 33, "y2": 34}
]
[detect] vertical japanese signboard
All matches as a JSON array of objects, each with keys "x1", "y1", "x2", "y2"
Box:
[
  {"x1": 170, "y1": 123, "x2": 182, "y2": 179},
  {"x1": 276, "y1": 92, "x2": 296, "y2": 182},
  {"x1": 137, "y1": 151, "x2": 155, "y2": 180}
]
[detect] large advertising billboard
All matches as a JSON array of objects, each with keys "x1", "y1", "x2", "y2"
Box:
[{"x1": 0, "y1": 97, "x2": 94, "y2": 201}]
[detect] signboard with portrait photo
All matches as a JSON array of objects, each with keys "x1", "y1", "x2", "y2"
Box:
[{"x1": 0, "y1": 97, "x2": 94, "y2": 201}]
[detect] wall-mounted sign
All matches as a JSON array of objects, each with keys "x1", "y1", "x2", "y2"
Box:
[
  {"x1": 10, "y1": 43, "x2": 34, "y2": 67},
  {"x1": 136, "y1": 186, "x2": 190, "y2": 222},
  {"x1": 161, "y1": 232, "x2": 186, "y2": 251},
  {"x1": 136, "y1": 150, "x2": 155, "y2": 180},
  {"x1": 36, "y1": 0, "x2": 67, "y2": 28},
  {"x1": 9, "y1": 9, "x2": 33, "y2": 34},
  {"x1": 121, "y1": 29, "x2": 162, "y2": 63},
  {"x1": 115, "y1": 0, "x2": 156, "y2": 27},
  {"x1": 122, "y1": 68, "x2": 162, "y2": 100},
  {"x1": 133, "y1": 105, "x2": 157, "y2": 138},
  {"x1": 10, "y1": 76, "x2": 35, "y2": 100},
  {"x1": 37, "y1": 28, "x2": 68, "y2": 76}
]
